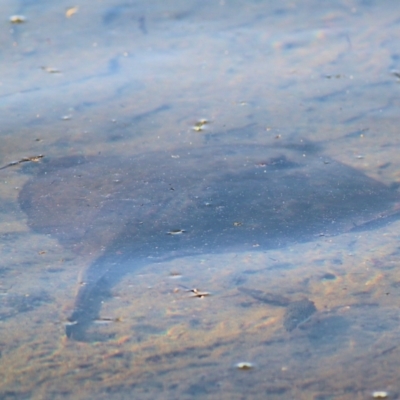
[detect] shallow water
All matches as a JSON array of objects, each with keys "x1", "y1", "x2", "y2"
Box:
[
  {"x1": 18, "y1": 143, "x2": 400, "y2": 341},
  {"x1": 1, "y1": 0, "x2": 400, "y2": 399}
]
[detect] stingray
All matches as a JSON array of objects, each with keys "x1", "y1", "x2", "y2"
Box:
[{"x1": 17, "y1": 143, "x2": 400, "y2": 340}]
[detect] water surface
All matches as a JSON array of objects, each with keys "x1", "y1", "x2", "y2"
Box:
[{"x1": 1, "y1": 0, "x2": 400, "y2": 399}]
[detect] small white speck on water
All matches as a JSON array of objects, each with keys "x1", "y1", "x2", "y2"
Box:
[
  {"x1": 372, "y1": 391, "x2": 389, "y2": 399},
  {"x1": 235, "y1": 362, "x2": 253, "y2": 370}
]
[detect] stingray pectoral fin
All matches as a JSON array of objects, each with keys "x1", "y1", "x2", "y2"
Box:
[{"x1": 348, "y1": 208, "x2": 400, "y2": 233}]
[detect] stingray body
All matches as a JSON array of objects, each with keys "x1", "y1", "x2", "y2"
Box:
[{"x1": 18, "y1": 144, "x2": 399, "y2": 339}]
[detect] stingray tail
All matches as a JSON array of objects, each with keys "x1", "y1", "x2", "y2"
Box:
[
  {"x1": 65, "y1": 275, "x2": 111, "y2": 340},
  {"x1": 64, "y1": 254, "x2": 142, "y2": 341}
]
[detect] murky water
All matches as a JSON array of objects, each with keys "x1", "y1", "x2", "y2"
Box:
[{"x1": 1, "y1": 0, "x2": 400, "y2": 399}]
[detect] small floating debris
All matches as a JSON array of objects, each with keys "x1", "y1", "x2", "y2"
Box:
[
  {"x1": 41, "y1": 66, "x2": 61, "y2": 74},
  {"x1": 189, "y1": 288, "x2": 210, "y2": 298},
  {"x1": 372, "y1": 391, "x2": 389, "y2": 399},
  {"x1": 233, "y1": 221, "x2": 243, "y2": 227},
  {"x1": 192, "y1": 119, "x2": 209, "y2": 132},
  {"x1": 0, "y1": 155, "x2": 44, "y2": 170},
  {"x1": 9, "y1": 15, "x2": 26, "y2": 23},
  {"x1": 235, "y1": 362, "x2": 254, "y2": 370},
  {"x1": 177, "y1": 285, "x2": 210, "y2": 298},
  {"x1": 93, "y1": 317, "x2": 122, "y2": 325},
  {"x1": 325, "y1": 74, "x2": 342, "y2": 79},
  {"x1": 66, "y1": 316, "x2": 121, "y2": 328},
  {"x1": 65, "y1": 6, "x2": 78, "y2": 18},
  {"x1": 167, "y1": 229, "x2": 186, "y2": 235},
  {"x1": 61, "y1": 115, "x2": 72, "y2": 120}
]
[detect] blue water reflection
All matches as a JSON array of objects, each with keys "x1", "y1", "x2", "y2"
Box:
[{"x1": 1, "y1": 0, "x2": 400, "y2": 398}]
